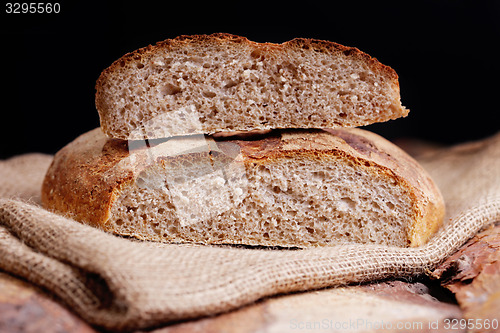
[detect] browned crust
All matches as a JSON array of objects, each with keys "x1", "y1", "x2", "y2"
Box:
[
  {"x1": 41, "y1": 131, "x2": 134, "y2": 226},
  {"x1": 42, "y1": 128, "x2": 444, "y2": 246}
]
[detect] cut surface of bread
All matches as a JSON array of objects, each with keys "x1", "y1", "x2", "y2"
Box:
[
  {"x1": 96, "y1": 33, "x2": 408, "y2": 140},
  {"x1": 41, "y1": 128, "x2": 444, "y2": 248}
]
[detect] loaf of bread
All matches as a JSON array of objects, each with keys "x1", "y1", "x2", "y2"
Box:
[
  {"x1": 41, "y1": 127, "x2": 444, "y2": 247},
  {"x1": 96, "y1": 33, "x2": 408, "y2": 140}
]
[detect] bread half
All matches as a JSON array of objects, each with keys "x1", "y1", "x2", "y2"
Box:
[
  {"x1": 96, "y1": 33, "x2": 408, "y2": 140},
  {"x1": 41, "y1": 128, "x2": 444, "y2": 247}
]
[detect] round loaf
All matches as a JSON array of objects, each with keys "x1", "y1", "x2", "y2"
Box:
[{"x1": 41, "y1": 128, "x2": 444, "y2": 247}]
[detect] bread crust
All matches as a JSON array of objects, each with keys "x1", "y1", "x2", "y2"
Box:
[
  {"x1": 95, "y1": 33, "x2": 407, "y2": 140},
  {"x1": 42, "y1": 128, "x2": 444, "y2": 247}
]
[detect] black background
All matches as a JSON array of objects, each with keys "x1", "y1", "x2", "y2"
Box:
[{"x1": 1, "y1": 0, "x2": 499, "y2": 158}]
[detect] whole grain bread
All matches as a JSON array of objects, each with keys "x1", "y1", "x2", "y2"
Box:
[
  {"x1": 96, "y1": 33, "x2": 408, "y2": 140},
  {"x1": 41, "y1": 127, "x2": 444, "y2": 247}
]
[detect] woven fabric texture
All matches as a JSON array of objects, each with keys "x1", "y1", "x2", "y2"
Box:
[{"x1": 1, "y1": 133, "x2": 500, "y2": 331}]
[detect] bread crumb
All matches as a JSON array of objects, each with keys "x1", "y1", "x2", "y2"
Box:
[{"x1": 214, "y1": 176, "x2": 225, "y2": 187}]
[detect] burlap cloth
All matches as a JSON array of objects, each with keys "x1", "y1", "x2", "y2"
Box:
[{"x1": 1, "y1": 133, "x2": 500, "y2": 331}]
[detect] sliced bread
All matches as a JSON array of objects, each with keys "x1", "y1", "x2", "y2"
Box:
[
  {"x1": 41, "y1": 127, "x2": 444, "y2": 247},
  {"x1": 96, "y1": 33, "x2": 408, "y2": 140}
]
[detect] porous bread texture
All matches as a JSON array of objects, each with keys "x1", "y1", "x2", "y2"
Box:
[
  {"x1": 41, "y1": 128, "x2": 444, "y2": 248},
  {"x1": 96, "y1": 33, "x2": 408, "y2": 140},
  {"x1": 113, "y1": 152, "x2": 413, "y2": 247}
]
